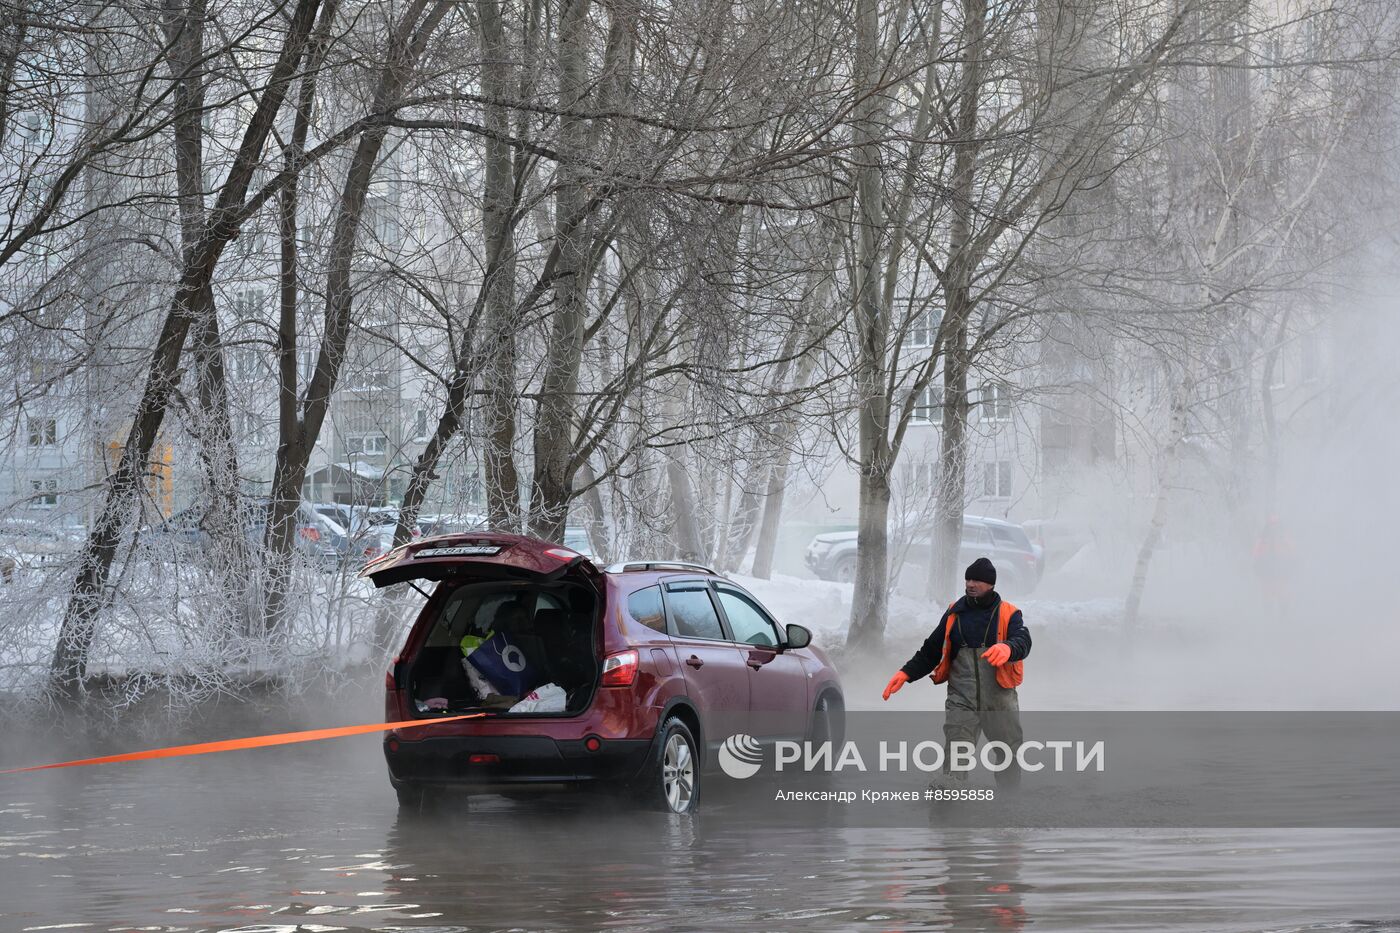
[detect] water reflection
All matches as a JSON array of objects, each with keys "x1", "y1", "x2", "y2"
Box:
[{"x1": 4, "y1": 737, "x2": 1400, "y2": 932}]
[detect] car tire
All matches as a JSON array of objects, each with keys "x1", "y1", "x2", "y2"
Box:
[
  {"x1": 830, "y1": 555, "x2": 856, "y2": 584},
  {"x1": 392, "y1": 780, "x2": 439, "y2": 813},
  {"x1": 639, "y1": 717, "x2": 701, "y2": 814},
  {"x1": 809, "y1": 691, "x2": 846, "y2": 749}
]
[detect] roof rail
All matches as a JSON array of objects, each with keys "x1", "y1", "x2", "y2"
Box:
[{"x1": 603, "y1": 560, "x2": 720, "y2": 575}]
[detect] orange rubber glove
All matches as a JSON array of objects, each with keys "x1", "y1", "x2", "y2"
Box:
[
  {"x1": 882, "y1": 671, "x2": 909, "y2": 700},
  {"x1": 981, "y1": 643, "x2": 1011, "y2": 666}
]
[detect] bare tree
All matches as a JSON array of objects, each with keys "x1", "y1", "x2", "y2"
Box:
[{"x1": 50, "y1": 0, "x2": 331, "y2": 698}]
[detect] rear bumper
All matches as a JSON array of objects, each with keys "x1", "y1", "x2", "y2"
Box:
[{"x1": 385, "y1": 733, "x2": 652, "y2": 787}]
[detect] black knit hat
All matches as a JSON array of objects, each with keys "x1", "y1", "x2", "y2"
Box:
[{"x1": 965, "y1": 557, "x2": 997, "y2": 586}]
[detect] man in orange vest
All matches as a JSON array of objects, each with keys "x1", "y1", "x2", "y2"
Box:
[{"x1": 881, "y1": 557, "x2": 1032, "y2": 787}]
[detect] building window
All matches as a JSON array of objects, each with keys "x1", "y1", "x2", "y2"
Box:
[
  {"x1": 413, "y1": 408, "x2": 430, "y2": 440},
  {"x1": 365, "y1": 194, "x2": 400, "y2": 245},
  {"x1": 27, "y1": 417, "x2": 57, "y2": 447},
  {"x1": 979, "y1": 383, "x2": 1012, "y2": 422},
  {"x1": 298, "y1": 348, "x2": 318, "y2": 388},
  {"x1": 241, "y1": 412, "x2": 270, "y2": 446},
  {"x1": 233, "y1": 289, "x2": 265, "y2": 319},
  {"x1": 909, "y1": 305, "x2": 939, "y2": 347},
  {"x1": 30, "y1": 478, "x2": 58, "y2": 508},
  {"x1": 911, "y1": 384, "x2": 943, "y2": 424},
  {"x1": 28, "y1": 356, "x2": 61, "y2": 387},
  {"x1": 344, "y1": 363, "x2": 394, "y2": 392},
  {"x1": 901, "y1": 460, "x2": 938, "y2": 499},
  {"x1": 230, "y1": 347, "x2": 267, "y2": 383},
  {"x1": 982, "y1": 461, "x2": 1012, "y2": 499},
  {"x1": 347, "y1": 434, "x2": 388, "y2": 456}
]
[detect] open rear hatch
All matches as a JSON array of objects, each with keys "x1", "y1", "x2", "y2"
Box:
[
  {"x1": 363, "y1": 532, "x2": 602, "y2": 718},
  {"x1": 359, "y1": 530, "x2": 600, "y2": 589}
]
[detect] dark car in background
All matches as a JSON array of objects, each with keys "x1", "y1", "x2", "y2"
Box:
[
  {"x1": 804, "y1": 514, "x2": 1043, "y2": 594},
  {"x1": 364, "y1": 535, "x2": 843, "y2": 814},
  {"x1": 143, "y1": 498, "x2": 345, "y2": 566}
]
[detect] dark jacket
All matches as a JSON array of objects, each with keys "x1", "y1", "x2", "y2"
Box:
[{"x1": 899, "y1": 592, "x2": 1031, "y2": 682}]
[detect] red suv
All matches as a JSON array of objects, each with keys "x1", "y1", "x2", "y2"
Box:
[{"x1": 363, "y1": 532, "x2": 844, "y2": 814}]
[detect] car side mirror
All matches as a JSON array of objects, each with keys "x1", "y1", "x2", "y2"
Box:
[{"x1": 784, "y1": 623, "x2": 812, "y2": 650}]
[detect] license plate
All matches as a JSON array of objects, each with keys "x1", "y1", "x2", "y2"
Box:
[{"x1": 415, "y1": 545, "x2": 504, "y2": 558}]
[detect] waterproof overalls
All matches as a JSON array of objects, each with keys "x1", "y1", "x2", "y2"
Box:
[{"x1": 900, "y1": 593, "x2": 1031, "y2": 787}]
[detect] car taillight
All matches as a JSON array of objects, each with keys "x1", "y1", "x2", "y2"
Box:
[
  {"x1": 298, "y1": 525, "x2": 321, "y2": 542},
  {"x1": 600, "y1": 649, "x2": 639, "y2": 687}
]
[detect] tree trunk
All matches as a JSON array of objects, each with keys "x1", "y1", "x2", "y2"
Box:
[
  {"x1": 480, "y1": 0, "x2": 522, "y2": 531},
  {"x1": 264, "y1": 0, "x2": 452, "y2": 631},
  {"x1": 162, "y1": 0, "x2": 254, "y2": 636},
  {"x1": 930, "y1": 316, "x2": 970, "y2": 598},
  {"x1": 527, "y1": 0, "x2": 593, "y2": 542},
  {"x1": 750, "y1": 230, "x2": 840, "y2": 579},
  {"x1": 750, "y1": 459, "x2": 790, "y2": 580},
  {"x1": 928, "y1": 0, "x2": 986, "y2": 601},
  {"x1": 575, "y1": 457, "x2": 609, "y2": 563},
  {"x1": 843, "y1": 0, "x2": 892, "y2": 660},
  {"x1": 1125, "y1": 377, "x2": 1190, "y2": 630},
  {"x1": 665, "y1": 442, "x2": 708, "y2": 564}
]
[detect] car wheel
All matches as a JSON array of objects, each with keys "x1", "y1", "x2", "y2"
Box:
[
  {"x1": 393, "y1": 780, "x2": 439, "y2": 812},
  {"x1": 640, "y1": 717, "x2": 701, "y2": 814},
  {"x1": 810, "y1": 691, "x2": 846, "y2": 749},
  {"x1": 831, "y1": 556, "x2": 856, "y2": 584}
]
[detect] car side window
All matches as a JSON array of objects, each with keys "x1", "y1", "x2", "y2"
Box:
[
  {"x1": 664, "y1": 582, "x2": 727, "y2": 641},
  {"x1": 962, "y1": 524, "x2": 992, "y2": 548},
  {"x1": 989, "y1": 525, "x2": 1017, "y2": 547},
  {"x1": 714, "y1": 586, "x2": 780, "y2": 647},
  {"x1": 627, "y1": 585, "x2": 666, "y2": 633}
]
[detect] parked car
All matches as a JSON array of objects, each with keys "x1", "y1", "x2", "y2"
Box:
[
  {"x1": 560, "y1": 525, "x2": 599, "y2": 562},
  {"x1": 143, "y1": 499, "x2": 345, "y2": 566},
  {"x1": 418, "y1": 512, "x2": 488, "y2": 537},
  {"x1": 312, "y1": 503, "x2": 421, "y2": 540},
  {"x1": 417, "y1": 514, "x2": 598, "y2": 561},
  {"x1": 312, "y1": 504, "x2": 427, "y2": 564},
  {"x1": 0, "y1": 518, "x2": 81, "y2": 579},
  {"x1": 803, "y1": 514, "x2": 1043, "y2": 595},
  {"x1": 1020, "y1": 519, "x2": 1092, "y2": 573},
  {"x1": 364, "y1": 535, "x2": 844, "y2": 814}
]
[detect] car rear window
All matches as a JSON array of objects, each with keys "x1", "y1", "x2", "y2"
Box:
[
  {"x1": 627, "y1": 585, "x2": 666, "y2": 632},
  {"x1": 664, "y1": 583, "x2": 726, "y2": 640},
  {"x1": 990, "y1": 525, "x2": 1032, "y2": 549},
  {"x1": 426, "y1": 585, "x2": 565, "y2": 647},
  {"x1": 961, "y1": 524, "x2": 992, "y2": 547}
]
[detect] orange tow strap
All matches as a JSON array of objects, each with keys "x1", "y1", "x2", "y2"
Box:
[{"x1": 0, "y1": 714, "x2": 486, "y2": 774}]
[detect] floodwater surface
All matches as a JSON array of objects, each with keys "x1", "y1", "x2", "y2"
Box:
[{"x1": 2, "y1": 724, "x2": 1399, "y2": 933}]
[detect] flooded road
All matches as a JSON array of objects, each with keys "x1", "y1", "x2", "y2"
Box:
[{"x1": 3, "y1": 725, "x2": 1400, "y2": 933}]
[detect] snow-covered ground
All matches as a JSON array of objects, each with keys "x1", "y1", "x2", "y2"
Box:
[{"x1": 0, "y1": 558, "x2": 401, "y2": 703}]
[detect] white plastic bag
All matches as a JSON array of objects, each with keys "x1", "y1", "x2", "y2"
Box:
[
  {"x1": 508, "y1": 682, "x2": 567, "y2": 713},
  {"x1": 462, "y1": 658, "x2": 497, "y2": 699}
]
